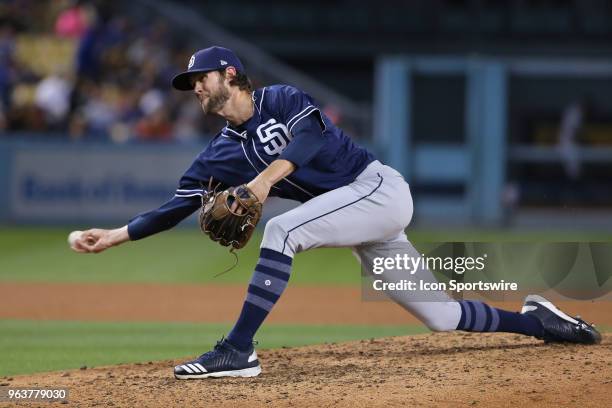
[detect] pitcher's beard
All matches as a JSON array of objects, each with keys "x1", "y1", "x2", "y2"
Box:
[{"x1": 204, "y1": 88, "x2": 230, "y2": 114}]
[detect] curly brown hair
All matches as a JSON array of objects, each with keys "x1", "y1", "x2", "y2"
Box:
[{"x1": 218, "y1": 69, "x2": 253, "y2": 92}]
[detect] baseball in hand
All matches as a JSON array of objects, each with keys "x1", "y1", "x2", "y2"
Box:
[{"x1": 68, "y1": 230, "x2": 83, "y2": 248}]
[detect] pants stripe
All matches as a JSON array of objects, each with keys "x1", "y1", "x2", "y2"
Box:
[{"x1": 281, "y1": 174, "x2": 384, "y2": 254}]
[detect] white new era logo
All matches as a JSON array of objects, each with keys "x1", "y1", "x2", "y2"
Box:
[{"x1": 220, "y1": 60, "x2": 228, "y2": 66}]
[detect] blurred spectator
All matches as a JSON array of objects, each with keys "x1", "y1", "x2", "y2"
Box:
[
  {"x1": 75, "y1": 15, "x2": 105, "y2": 80},
  {"x1": 135, "y1": 107, "x2": 173, "y2": 142},
  {"x1": 34, "y1": 66, "x2": 73, "y2": 129},
  {"x1": 173, "y1": 99, "x2": 202, "y2": 143},
  {"x1": 109, "y1": 86, "x2": 141, "y2": 143},
  {"x1": 0, "y1": 103, "x2": 6, "y2": 130},
  {"x1": 133, "y1": 87, "x2": 174, "y2": 141},
  {"x1": 139, "y1": 88, "x2": 164, "y2": 117},
  {"x1": 54, "y1": 0, "x2": 91, "y2": 39},
  {"x1": 9, "y1": 83, "x2": 46, "y2": 131},
  {"x1": 0, "y1": 0, "x2": 257, "y2": 142},
  {"x1": 0, "y1": 21, "x2": 17, "y2": 116},
  {"x1": 126, "y1": 20, "x2": 170, "y2": 69},
  {"x1": 71, "y1": 81, "x2": 117, "y2": 139}
]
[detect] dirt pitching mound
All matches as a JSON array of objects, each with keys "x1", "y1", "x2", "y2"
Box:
[{"x1": 2, "y1": 332, "x2": 610, "y2": 407}]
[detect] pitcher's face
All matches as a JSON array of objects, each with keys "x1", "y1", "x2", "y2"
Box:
[{"x1": 192, "y1": 71, "x2": 230, "y2": 114}]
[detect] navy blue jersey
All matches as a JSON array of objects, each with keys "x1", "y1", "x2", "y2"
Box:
[{"x1": 128, "y1": 85, "x2": 375, "y2": 240}]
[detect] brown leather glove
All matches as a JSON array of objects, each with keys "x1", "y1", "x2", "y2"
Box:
[{"x1": 199, "y1": 184, "x2": 262, "y2": 249}]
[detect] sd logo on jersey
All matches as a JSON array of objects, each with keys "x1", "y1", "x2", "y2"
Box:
[{"x1": 256, "y1": 119, "x2": 292, "y2": 156}]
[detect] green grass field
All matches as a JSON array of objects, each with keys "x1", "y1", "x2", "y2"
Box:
[
  {"x1": 0, "y1": 227, "x2": 426, "y2": 375},
  {"x1": 0, "y1": 228, "x2": 359, "y2": 285},
  {"x1": 0, "y1": 320, "x2": 427, "y2": 376},
  {"x1": 1, "y1": 227, "x2": 610, "y2": 376},
  {"x1": 2, "y1": 227, "x2": 611, "y2": 284}
]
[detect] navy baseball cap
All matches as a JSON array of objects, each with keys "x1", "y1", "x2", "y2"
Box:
[{"x1": 172, "y1": 46, "x2": 245, "y2": 91}]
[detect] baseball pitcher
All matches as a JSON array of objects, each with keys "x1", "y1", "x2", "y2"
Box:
[{"x1": 72, "y1": 46, "x2": 601, "y2": 379}]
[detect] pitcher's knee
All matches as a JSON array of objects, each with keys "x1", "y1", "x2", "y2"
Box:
[
  {"x1": 409, "y1": 301, "x2": 461, "y2": 332},
  {"x1": 423, "y1": 317, "x2": 457, "y2": 332},
  {"x1": 261, "y1": 216, "x2": 295, "y2": 257}
]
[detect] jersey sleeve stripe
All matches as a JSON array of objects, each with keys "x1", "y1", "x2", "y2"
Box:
[
  {"x1": 174, "y1": 188, "x2": 206, "y2": 198},
  {"x1": 174, "y1": 193, "x2": 204, "y2": 198},
  {"x1": 288, "y1": 106, "x2": 327, "y2": 133},
  {"x1": 286, "y1": 105, "x2": 317, "y2": 128},
  {"x1": 259, "y1": 87, "x2": 266, "y2": 112}
]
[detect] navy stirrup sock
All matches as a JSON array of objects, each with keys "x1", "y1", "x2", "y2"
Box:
[
  {"x1": 456, "y1": 300, "x2": 543, "y2": 337},
  {"x1": 227, "y1": 248, "x2": 293, "y2": 351}
]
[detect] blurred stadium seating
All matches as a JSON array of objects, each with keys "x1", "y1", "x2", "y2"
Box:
[{"x1": 1, "y1": 0, "x2": 611, "y2": 227}]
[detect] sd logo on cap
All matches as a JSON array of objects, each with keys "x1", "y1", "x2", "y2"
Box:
[{"x1": 172, "y1": 46, "x2": 245, "y2": 91}]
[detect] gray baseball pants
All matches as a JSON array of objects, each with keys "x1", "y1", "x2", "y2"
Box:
[{"x1": 260, "y1": 160, "x2": 461, "y2": 331}]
